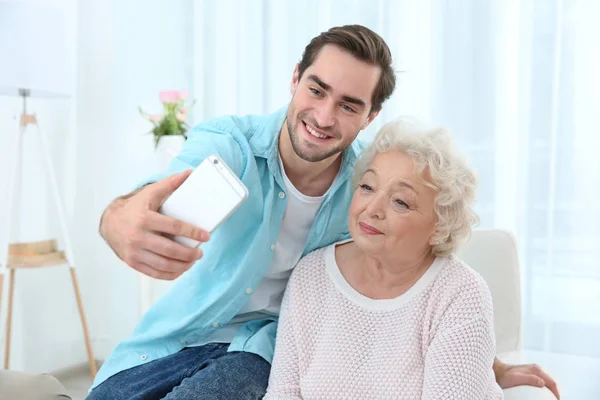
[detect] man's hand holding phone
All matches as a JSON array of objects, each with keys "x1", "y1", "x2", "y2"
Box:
[{"x1": 99, "y1": 170, "x2": 210, "y2": 280}]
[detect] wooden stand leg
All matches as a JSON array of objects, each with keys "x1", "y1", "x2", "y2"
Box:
[
  {"x1": 0, "y1": 273, "x2": 4, "y2": 330},
  {"x1": 1, "y1": 117, "x2": 24, "y2": 367},
  {"x1": 69, "y1": 267, "x2": 97, "y2": 377},
  {"x1": 0, "y1": 273, "x2": 4, "y2": 365},
  {"x1": 4, "y1": 269, "x2": 15, "y2": 369}
]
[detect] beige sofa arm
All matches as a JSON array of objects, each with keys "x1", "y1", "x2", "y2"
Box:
[
  {"x1": 503, "y1": 385, "x2": 558, "y2": 400},
  {"x1": 0, "y1": 369, "x2": 71, "y2": 400}
]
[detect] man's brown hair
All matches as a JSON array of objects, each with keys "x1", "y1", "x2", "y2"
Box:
[{"x1": 297, "y1": 24, "x2": 396, "y2": 114}]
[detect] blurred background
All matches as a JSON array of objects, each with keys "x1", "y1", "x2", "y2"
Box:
[{"x1": 0, "y1": 0, "x2": 599, "y2": 398}]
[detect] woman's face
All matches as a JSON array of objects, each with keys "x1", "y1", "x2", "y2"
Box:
[{"x1": 349, "y1": 150, "x2": 438, "y2": 263}]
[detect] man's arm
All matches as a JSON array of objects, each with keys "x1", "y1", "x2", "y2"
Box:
[
  {"x1": 99, "y1": 171, "x2": 209, "y2": 280},
  {"x1": 493, "y1": 358, "x2": 560, "y2": 399},
  {"x1": 99, "y1": 187, "x2": 143, "y2": 239},
  {"x1": 99, "y1": 119, "x2": 247, "y2": 280}
]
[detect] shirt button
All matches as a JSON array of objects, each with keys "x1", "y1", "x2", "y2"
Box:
[
  {"x1": 246, "y1": 288, "x2": 253, "y2": 294},
  {"x1": 140, "y1": 354, "x2": 147, "y2": 361},
  {"x1": 270, "y1": 244, "x2": 276, "y2": 251},
  {"x1": 180, "y1": 339, "x2": 188, "y2": 346},
  {"x1": 278, "y1": 192, "x2": 285, "y2": 199},
  {"x1": 212, "y1": 322, "x2": 220, "y2": 328}
]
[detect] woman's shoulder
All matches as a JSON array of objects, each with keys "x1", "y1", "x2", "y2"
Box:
[
  {"x1": 419, "y1": 256, "x2": 496, "y2": 335},
  {"x1": 288, "y1": 243, "x2": 334, "y2": 285},
  {"x1": 437, "y1": 256, "x2": 491, "y2": 289},
  {"x1": 283, "y1": 243, "x2": 343, "y2": 310},
  {"x1": 296, "y1": 245, "x2": 329, "y2": 268},
  {"x1": 432, "y1": 256, "x2": 494, "y2": 309},
  {"x1": 289, "y1": 240, "x2": 355, "y2": 291}
]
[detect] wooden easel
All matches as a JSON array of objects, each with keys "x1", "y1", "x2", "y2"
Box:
[{"x1": 0, "y1": 107, "x2": 97, "y2": 377}]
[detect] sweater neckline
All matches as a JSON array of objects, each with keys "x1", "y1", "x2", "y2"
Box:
[{"x1": 325, "y1": 240, "x2": 446, "y2": 311}]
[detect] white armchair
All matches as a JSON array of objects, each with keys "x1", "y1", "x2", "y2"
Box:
[{"x1": 457, "y1": 229, "x2": 558, "y2": 400}]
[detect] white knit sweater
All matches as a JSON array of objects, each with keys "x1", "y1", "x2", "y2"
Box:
[{"x1": 264, "y1": 242, "x2": 504, "y2": 400}]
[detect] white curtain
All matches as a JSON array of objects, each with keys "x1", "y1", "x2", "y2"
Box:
[{"x1": 189, "y1": 0, "x2": 600, "y2": 358}]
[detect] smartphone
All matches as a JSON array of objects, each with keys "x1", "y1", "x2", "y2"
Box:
[{"x1": 159, "y1": 154, "x2": 249, "y2": 248}]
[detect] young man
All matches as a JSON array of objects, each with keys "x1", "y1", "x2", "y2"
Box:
[{"x1": 88, "y1": 25, "x2": 559, "y2": 399}]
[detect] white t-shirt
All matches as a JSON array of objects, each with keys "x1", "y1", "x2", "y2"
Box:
[
  {"x1": 193, "y1": 157, "x2": 328, "y2": 345},
  {"x1": 238, "y1": 158, "x2": 327, "y2": 316}
]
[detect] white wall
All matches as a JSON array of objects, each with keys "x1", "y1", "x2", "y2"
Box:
[{"x1": 0, "y1": 0, "x2": 192, "y2": 373}]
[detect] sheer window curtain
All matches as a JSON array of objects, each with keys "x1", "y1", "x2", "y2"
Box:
[{"x1": 188, "y1": 0, "x2": 600, "y2": 358}]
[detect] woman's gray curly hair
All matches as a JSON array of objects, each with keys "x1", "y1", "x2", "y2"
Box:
[{"x1": 352, "y1": 118, "x2": 480, "y2": 257}]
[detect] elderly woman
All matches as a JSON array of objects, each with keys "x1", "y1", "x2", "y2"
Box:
[{"x1": 264, "y1": 119, "x2": 503, "y2": 399}]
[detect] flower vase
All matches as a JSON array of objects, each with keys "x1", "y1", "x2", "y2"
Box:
[{"x1": 155, "y1": 135, "x2": 186, "y2": 172}]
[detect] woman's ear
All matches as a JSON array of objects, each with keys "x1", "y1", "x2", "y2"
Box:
[{"x1": 429, "y1": 230, "x2": 441, "y2": 246}]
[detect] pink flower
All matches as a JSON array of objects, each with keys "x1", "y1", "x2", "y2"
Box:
[
  {"x1": 149, "y1": 114, "x2": 162, "y2": 122},
  {"x1": 159, "y1": 90, "x2": 179, "y2": 103},
  {"x1": 176, "y1": 112, "x2": 186, "y2": 122},
  {"x1": 179, "y1": 89, "x2": 189, "y2": 100}
]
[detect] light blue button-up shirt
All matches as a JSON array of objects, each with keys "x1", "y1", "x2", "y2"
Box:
[{"x1": 91, "y1": 105, "x2": 365, "y2": 390}]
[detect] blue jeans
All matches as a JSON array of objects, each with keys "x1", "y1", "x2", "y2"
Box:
[{"x1": 86, "y1": 343, "x2": 271, "y2": 400}]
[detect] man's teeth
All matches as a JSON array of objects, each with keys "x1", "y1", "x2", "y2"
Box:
[{"x1": 305, "y1": 123, "x2": 328, "y2": 139}]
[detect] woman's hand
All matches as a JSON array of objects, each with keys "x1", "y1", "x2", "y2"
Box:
[{"x1": 494, "y1": 358, "x2": 560, "y2": 399}]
